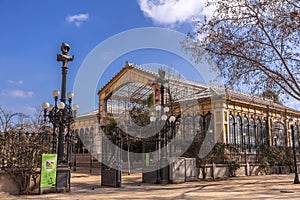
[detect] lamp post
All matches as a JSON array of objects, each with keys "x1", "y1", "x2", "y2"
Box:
[
  {"x1": 150, "y1": 105, "x2": 175, "y2": 184},
  {"x1": 159, "y1": 69, "x2": 170, "y2": 183},
  {"x1": 42, "y1": 43, "x2": 79, "y2": 192},
  {"x1": 153, "y1": 69, "x2": 168, "y2": 183},
  {"x1": 291, "y1": 124, "x2": 299, "y2": 184},
  {"x1": 149, "y1": 69, "x2": 178, "y2": 184},
  {"x1": 150, "y1": 105, "x2": 162, "y2": 183}
]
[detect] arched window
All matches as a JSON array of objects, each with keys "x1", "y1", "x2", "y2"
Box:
[
  {"x1": 184, "y1": 115, "x2": 193, "y2": 137},
  {"x1": 79, "y1": 128, "x2": 84, "y2": 138},
  {"x1": 79, "y1": 128, "x2": 85, "y2": 153},
  {"x1": 229, "y1": 114, "x2": 235, "y2": 144},
  {"x1": 175, "y1": 118, "x2": 182, "y2": 140},
  {"x1": 262, "y1": 119, "x2": 268, "y2": 146},
  {"x1": 174, "y1": 118, "x2": 182, "y2": 153},
  {"x1": 243, "y1": 116, "x2": 249, "y2": 150},
  {"x1": 205, "y1": 112, "x2": 213, "y2": 132},
  {"x1": 84, "y1": 128, "x2": 90, "y2": 153},
  {"x1": 90, "y1": 126, "x2": 94, "y2": 151},
  {"x1": 249, "y1": 117, "x2": 256, "y2": 151},
  {"x1": 194, "y1": 115, "x2": 201, "y2": 136},
  {"x1": 273, "y1": 121, "x2": 285, "y2": 147},
  {"x1": 85, "y1": 127, "x2": 90, "y2": 140},
  {"x1": 181, "y1": 117, "x2": 187, "y2": 139},
  {"x1": 236, "y1": 115, "x2": 243, "y2": 148},
  {"x1": 73, "y1": 129, "x2": 79, "y2": 153},
  {"x1": 112, "y1": 99, "x2": 117, "y2": 113},
  {"x1": 106, "y1": 99, "x2": 112, "y2": 113},
  {"x1": 256, "y1": 118, "x2": 262, "y2": 147},
  {"x1": 295, "y1": 125, "x2": 300, "y2": 147}
]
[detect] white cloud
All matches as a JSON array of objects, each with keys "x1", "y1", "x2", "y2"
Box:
[
  {"x1": 66, "y1": 13, "x2": 89, "y2": 27},
  {"x1": 138, "y1": 0, "x2": 214, "y2": 26},
  {"x1": 8, "y1": 80, "x2": 23, "y2": 85},
  {"x1": 1, "y1": 89, "x2": 34, "y2": 98}
]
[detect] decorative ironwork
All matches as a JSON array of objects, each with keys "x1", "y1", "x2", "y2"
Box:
[{"x1": 42, "y1": 43, "x2": 78, "y2": 192}]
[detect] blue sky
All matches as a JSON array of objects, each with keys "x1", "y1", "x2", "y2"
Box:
[
  {"x1": 0, "y1": 0, "x2": 214, "y2": 115},
  {"x1": 1, "y1": 0, "x2": 298, "y2": 116}
]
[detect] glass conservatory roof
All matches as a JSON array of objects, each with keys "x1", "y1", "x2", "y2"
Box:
[{"x1": 110, "y1": 82, "x2": 153, "y2": 102}]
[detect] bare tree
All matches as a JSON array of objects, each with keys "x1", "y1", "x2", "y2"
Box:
[
  {"x1": 0, "y1": 107, "x2": 22, "y2": 133},
  {"x1": 183, "y1": 0, "x2": 300, "y2": 100},
  {"x1": 0, "y1": 106, "x2": 51, "y2": 194},
  {"x1": 30, "y1": 107, "x2": 47, "y2": 132}
]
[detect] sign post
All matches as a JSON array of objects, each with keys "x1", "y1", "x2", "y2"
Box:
[{"x1": 40, "y1": 154, "x2": 58, "y2": 193}]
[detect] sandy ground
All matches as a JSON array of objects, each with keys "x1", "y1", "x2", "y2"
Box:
[{"x1": 3, "y1": 173, "x2": 300, "y2": 199}]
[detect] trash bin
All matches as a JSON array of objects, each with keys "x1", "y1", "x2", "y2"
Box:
[
  {"x1": 185, "y1": 158, "x2": 198, "y2": 181},
  {"x1": 169, "y1": 157, "x2": 186, "y2": 183}
]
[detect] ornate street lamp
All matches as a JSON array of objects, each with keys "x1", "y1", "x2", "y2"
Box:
[
  {"x1": 150, "y1": 105, "x2": 176, "y2": 183},
  {"x1": 155, "y1": 69, "x2": 178, "y2": 184},
  {"x1": 42, "y1": 43, "x2": 79, "y2": 192},
  {"x1": 150, "y1": 105, "x2": 168, "y2": 183}
]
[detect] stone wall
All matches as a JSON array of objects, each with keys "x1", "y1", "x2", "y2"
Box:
[
  {"x1": 0, "y1": 172, "x2": 20, "y2": 195},
  {"x1": 0, "y1": 171, "x2": 41, "y2": 195},
  {"x1": 199, "y1": 163, "x2": 292, "y2": 180}
]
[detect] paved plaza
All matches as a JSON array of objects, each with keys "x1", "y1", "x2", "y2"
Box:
[{"x1": 3, "y1": 172, "x2": 300, "y2": 199}]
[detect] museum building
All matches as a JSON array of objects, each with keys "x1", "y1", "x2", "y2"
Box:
[{"x1": 73, "y1": 61, "x2": 300, "y2": 172}]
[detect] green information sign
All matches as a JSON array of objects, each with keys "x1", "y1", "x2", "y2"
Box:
[{"x1": 40, "y1": 154, "x2": 57, "y2": 188}]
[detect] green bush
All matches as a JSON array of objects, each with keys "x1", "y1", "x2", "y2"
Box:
[
  {"x1": 228, "y1": 160, "x2": 240, "y2": 177},
  {"x1": 258, "y1": 160, "x2": 270, "y2": 175}
]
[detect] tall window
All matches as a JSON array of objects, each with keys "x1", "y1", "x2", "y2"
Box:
[
  {"x1": 176, "y1": 118, "x2": 182, "y2": 140},
  {"x1": 80, "y1": 128, "x2": 84, "y2": 139},
  {"x1": 229, "y1": 114, "x2": 235, "y2": 144},
  {"x1": 84, "y1": 128, "x2": 90, "y2": 153},
  {"x1": 273, "y1": 121, "x2": 285, "y2": 147},
  {"x1": 204, "y1": 112, "x2": 212, "y2": 132},
  {"x1": 243, "y1": 116, "x2": 249, "y2": 150},
  {"x1": 79, "y1": 128, "x2": 85, "y2": 153},
  {"x1": 73, "y1": 129, "x2": 80, "y2": 153},
  {"x1": 174, "y1": 119, "x2": 181, "y2": 153},
  {"x1": 249, "y1": 117, "x2": 256, "y2": 151},
  {"x1": 295, "y1": 125, "x2": 300, "y2": 148},
  {"x1": 256, "y1": 118, "x2": 262, "y2": 147},
  {"x1": 90, "y1": 126, "x2": 94, "y2": 152},
  {"x1": 262, "y1": 119, "x2": 268, "y2": 146},
  {"x1": 184, "y1": 116, "x2": 193, "y2": 138},
  {"x1": 194, "y1": 115, "x2": 201, "y2": 136},
  {"x1": 236, "y1": 115, "x2": 243, "y2": 147}
]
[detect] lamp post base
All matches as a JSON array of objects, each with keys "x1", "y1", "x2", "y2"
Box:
[
  {"x1": 159, "y1": 162, "x2": 169, "y2": 184},
  {"x1": 56, "y1": 164, "x2": 71, "y2": 192},
  {"x1": 294, "y1": 173, "x2": 300, "y2": 184}
]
